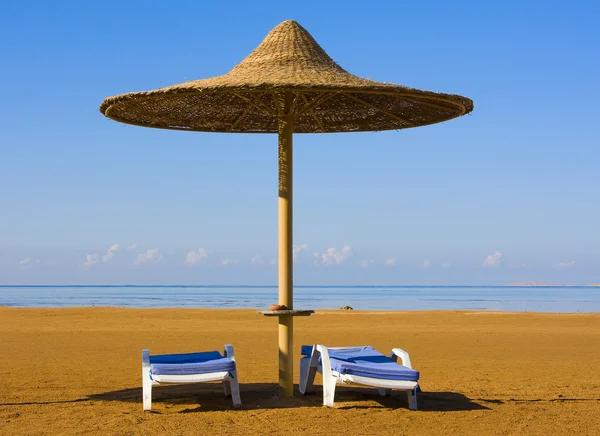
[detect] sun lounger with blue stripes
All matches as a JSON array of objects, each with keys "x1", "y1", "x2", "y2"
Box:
[
  {"x1": 299, "y1": 345, "x2": 420, "y2": 409},
  {"x1": 142, "y1": 345, "x2": 241, "y2": 410}
]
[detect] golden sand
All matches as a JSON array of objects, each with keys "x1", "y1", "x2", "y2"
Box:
[{"x1": 1, "y1": 307, "x2": 599, "y2": 435}]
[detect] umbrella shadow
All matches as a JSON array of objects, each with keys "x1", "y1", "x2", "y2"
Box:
[
  {"x1": 91, "y1": 383, "x2": 489, "y2": 412},
  {"x1": 1, "y1": 383, "x2": 488, "y2": 412}
]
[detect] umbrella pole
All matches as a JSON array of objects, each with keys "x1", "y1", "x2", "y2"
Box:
[{"x1": 277, "y1": 92, "x2": 294, "y2": 397}]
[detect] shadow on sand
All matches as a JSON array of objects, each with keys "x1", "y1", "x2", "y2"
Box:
[{"x1": 1, "y1": 383, "x2": 491, "y2": 412}]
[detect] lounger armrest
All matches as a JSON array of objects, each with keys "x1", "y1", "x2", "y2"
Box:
[
  {"x1": 314, "y1": 344, "x2": 336, "y2": 406},
  {"x1": 390, "y1": 348, "x2": 413, "y2": 369},
  {"x1": 142, "y1": 349, "x2": 150, "y2": 368},
  {"x1": 224, "y1": 344, "x2": 235, "y2": 361},
  {"x1": 314, "y1": 344, "x2": 333, "y2": 377}
]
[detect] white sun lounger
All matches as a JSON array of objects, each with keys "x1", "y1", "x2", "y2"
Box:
[
  {"x1": 142, "y1": 344, "x2": 241, "y2": 410},
  {"x1": 299, "y1": 344, "x2": 420, "y2": 410}
]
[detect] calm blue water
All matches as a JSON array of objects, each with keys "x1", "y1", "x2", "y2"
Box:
[{"x1": 0, "y1": 285, "x2": 598, "y2": 312}]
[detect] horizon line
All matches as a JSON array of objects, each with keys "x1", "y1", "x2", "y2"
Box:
[{"x1": 1, "y1": 284, "x2": 596, "y2": 288}]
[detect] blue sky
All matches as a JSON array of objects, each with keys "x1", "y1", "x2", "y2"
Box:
[{"x1": 1, "y1": 1, "x2": 599, "y2": 285}]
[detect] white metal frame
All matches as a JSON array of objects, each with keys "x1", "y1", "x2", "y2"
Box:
[
  {"x1": 142, "y1": 344, "x2": 241, "y2": 411},
  {"x1": 299, "y1": 344, "x2": 418, "y2": 410}
]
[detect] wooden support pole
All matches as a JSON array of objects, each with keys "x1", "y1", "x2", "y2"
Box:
[{"x1": 277, "y1": 92, "x2": 294, "y2": 398}]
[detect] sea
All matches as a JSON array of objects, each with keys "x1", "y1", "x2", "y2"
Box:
[{"x1": 0, "y1": 285, "x2": 598, "y2": 312}]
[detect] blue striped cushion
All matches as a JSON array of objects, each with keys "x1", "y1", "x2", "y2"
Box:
[{"x1": 150, "y1": 351, "x2": 235, "y2": 376}]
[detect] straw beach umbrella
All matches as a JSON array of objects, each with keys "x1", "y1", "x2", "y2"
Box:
[{"x1": 100, "y1": 20, "x2": 473, "y2": 397}]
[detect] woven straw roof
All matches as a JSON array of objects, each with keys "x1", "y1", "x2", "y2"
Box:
[{"x1": 100, "y1": 20, "x2": 473, "y2": 133}]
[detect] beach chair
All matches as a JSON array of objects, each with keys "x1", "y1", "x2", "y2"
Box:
[
  {"x1": 142, "y1": 345, "x2": 241, "y2": 411},
  {"x1": 299, "y1": 345, "x2": 420, "y2": 410}
]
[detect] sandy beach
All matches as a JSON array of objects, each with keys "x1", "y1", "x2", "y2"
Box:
[{"x1": 1, "y1": 307, "x2": 599, "y2": 435}]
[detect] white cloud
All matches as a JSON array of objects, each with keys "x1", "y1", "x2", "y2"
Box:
[
  {"x1": 483, "y1": 251, "x2": 503, "y2": 267},
  {"x1": 422, "y1": 259, "x2": 431, "y2": 269},
  {"x1": 360, "y1": 259, "x2": 375, "y2": 268},
  {"x1": 19, "y1": 257, "x2": 40, "y2": 269},
  {"x1": 127, "y1": 244, "x2": 138, "y2": 251},
  {"x1": 221, "y1": 258, "x2": 239, "y2": 266},
  {"x1": 83, "y1": 253, "x2": 99, "y2": 268},
  {"x1": 293, "y1": 244, "x2": 309, "y2": 262},
  {"x1": 319, "y1": 245, "x2": 352, "y2": 266},
  {"x1": 251, "y1": 254, "x2": 264, "y2": 265},
  {"x1": 185, "y1": 248, "x2": 208, "y2": 266},
  {"x1": 134, "y1": 248, "x2": 163, "y2": 265},
  {"x1": 102, "y1": 244, "x2": 120, "y2": 263},
  {"x1": 441, "y1": 261, "x2": 452, "y2": 269},
  {"x1": 384, "y1": 257, "x2": 397, "y2": 266},
  {"x1": 552, "y1": 260, "x2": 575, "y2": 269}
]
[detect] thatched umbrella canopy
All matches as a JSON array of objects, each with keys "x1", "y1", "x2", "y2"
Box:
[
  {"x1": 100, "y1": 21, "x2": 471, "y2": 133},
  {"x1": 100, "y1": 20, "x2": 473, "y2": 398}
]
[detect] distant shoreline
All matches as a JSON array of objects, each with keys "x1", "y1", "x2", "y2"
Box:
[
  {"x1": 506, "y1": 282, "x2": 599, "y2": 287},
  {"x1": 1, "y1": 283, "x2": 598, "y2": 288}
]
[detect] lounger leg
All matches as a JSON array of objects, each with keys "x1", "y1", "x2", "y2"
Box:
[
  {"x1": 229, "y1": 371, "x2": 242, "y2": 409},
  {"x1": 299, "y1": 356, "x2": 318, "y2": 394},
  {"x1": 142, "y1": 350, "x2": 152, "y2": 411},
  {"x1": 378, "y1": 388, "x2": 392, "y2": 397},
  {"x1": 143, "y1": 378, "x2": 152, "y2": 411},
  {"x1": 407, "y1": 388, "x2": 417, "y2": 410},
  {"x1": 323, "y1": 375, "x2": 337, "y2": 407},
  {"x1": 222, "y1": 380, "x2": 232, "y2": 397}
]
